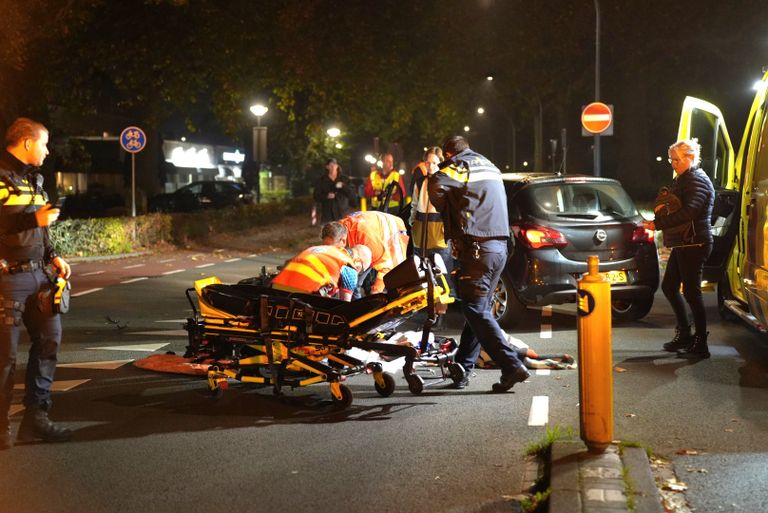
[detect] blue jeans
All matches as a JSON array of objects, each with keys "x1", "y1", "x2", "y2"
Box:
[
  {"x1": 453, "y1": 239, "x2": 523, "y2": 373},
  {"x1": 0, "y1": 269, "x2": 62, "y2": 418}
]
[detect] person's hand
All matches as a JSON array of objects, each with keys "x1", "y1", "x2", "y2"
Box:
[
  {"x1": 335, "y1": 182, "x2": 343, "y2": 189},
  {"x1": 327, "y1": 192, "x2": 336, "y2": 199},
  {"x1": 52, "y1": 256, "x2": 71, "y2": 279},
  {"x1": 642, "y1": 220, "x2": 655, "y2": 231},
  {"x1": 35, "y1": 204, "x2": 60, "y2": 227}
]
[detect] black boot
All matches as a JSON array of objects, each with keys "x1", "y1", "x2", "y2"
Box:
[
  {"x1": 492, "y1": 366, "x2": 531, "y2": 393},
  {"x1": 0, "y1": 422, "x2": 11, "y2": 450},
  {"x1": 678, "y1": 332, "x2": 710, "y2": 359},
  {"x1": 17, "y1": 405, "x2": 71, "y2": 443},
  {"x1": 662, "y1": 325, "x2": 692, "y2": 352}
]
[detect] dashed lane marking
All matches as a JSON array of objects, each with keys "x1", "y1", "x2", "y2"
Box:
[
  {"x1": 129, "y1": 330, "x2": 188, "y2": 337},
  {"x1": 528, "y1": 395, "x2": 549, "y2": 426},
  {"x1": 72, "y1": 288, "x2": 103, "y2": 297},
  {"x1": 122, "y1": 263, "x2": 145, "y2": 269},
  {"x1": 540, "y1": 324, "x2": 552, "y2": 339},
  {"x1": 195, "y1": 263, "x2": 215, "y2": 268},
  {"x1": 155, "y1": 319, "x2": 188, "y2": 323},
  {"x1": 80, "y1": 270, "x2": 105, "y2": 276},
  {"x1": 14, "y1": 379, "x2": 90, "y2": 392},
  {"x1": 536, "y1": 369, "x2": 551, "y2": 376},
  {"x1": 162, "y1": 269, "x2": 185, "y2": 275},
  {"x1": 57, "y1": 360, "x2": 133, "y2": 370},
  {"x1": 159, "y1": 258, "x2": 176, "y2": 263},
  {"x1": 87, "y1": 343, "x2": 169, "y2": 352},
  {"x1": 121, "y1": 277, "x2": 148, "y2": 284},
  {"x1": 225, "y1": 258, "x2": 241, "y2": 263}
]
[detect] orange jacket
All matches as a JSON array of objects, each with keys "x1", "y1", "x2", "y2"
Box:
[
  {"x1": 271, "y1": 245, "x2": 353, "y2": 294},
  {"x1": 339, "y1": 211, "x2": 408, "y2": 293}
]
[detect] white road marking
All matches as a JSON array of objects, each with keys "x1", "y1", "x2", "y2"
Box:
[
  {"x1": 528, "y1": 396, "x2": 549, "y2": 426},
  {"x1": 122, "y1": 263, "x2": 145, "y2": 269},
  {"x1": 247, "y1": 254, "x2": 258, "y2": 258},
  {"x1": 159, "y1": 258, "x2": 176, "y2": 263},
  {"x1": 72, "y1": 288, "x2": 103, "y2": 297},
  {"x1": 155, "y1": 319, "x2": 188, "y2": 323},
  {"x1": 162, "y1": 269, "x2": 185, "y2": 275},
  {"x1": 14, "y1": 379, "x2": 90, "y2": 392},
  {"x1": 540, "y1": 324, "x2": 552, "y2": 339},
  {"x1": 190, "y1": 254, "x2": 205, "y2": 259},
  {"x1": 87, "y1": 343, "x2": 169, "y2": 352},
  {"x1": 80, "y1": 270, "x2": 104, "y2": 276},
  {"x1": 121, "y1": 277, "x2": 148, "y2": 284},
  {"x1": 542, "y1": 305, "x2": 553, "y2": 317},
  {"x1": 195, "y1": 263, "x2": 215, "y2": 268},
  {"x1": 225, "y1": 258, "x2": 241, "y2": 263},
  {"x1": 129, "y1": 329, "x2": 188, "y2": 337},
  {"x1": 58, "y1": 360, "x2": 132, "y2": 370},
  {"x1": 536, "y1": 369, "x2": 551, "y2": 376}
]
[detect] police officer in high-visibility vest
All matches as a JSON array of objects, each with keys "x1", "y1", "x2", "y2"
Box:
[
  {"x1": 363, "y1": 153, "x2": 406, "y2": 212},
  {"x1": 0, "y1": 118, "x2": 73, "y2": 449},
  {"x1": 271, "y1": 244, "x2": 372, "y2": 301},
  {"x1": 428, "y1": 135, "x2": 530, "y2": 392}
]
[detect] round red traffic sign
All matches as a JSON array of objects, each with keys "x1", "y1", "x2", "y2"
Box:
[{"x1": 581, "y1": 102, "x2": 613, "y2": 134}]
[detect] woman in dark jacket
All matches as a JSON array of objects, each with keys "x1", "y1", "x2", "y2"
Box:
[
  {"x1": 313, "y1": 158, "x2": 355, "y2": 223},
  {"x1": 644, "y1": 139, "x2": 715, "y2": 358}
]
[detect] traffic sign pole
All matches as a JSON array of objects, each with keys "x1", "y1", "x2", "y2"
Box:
[{"x1": 119, "y1": 126, "x2": 147, "y2": 219}]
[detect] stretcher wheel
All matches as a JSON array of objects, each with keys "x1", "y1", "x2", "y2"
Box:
[
  {"x1": 406, "y1": 374, "x2": 424, "y2": 395},
  {"x1": 374, "y1": 372, "x2": 396, "y2": 397},
  {"x1": 332, "y1": 384, "x2": 353, "y2": 409},
  {"x1": 448, "y1": 363, "x2": 466, "y2": 384}
]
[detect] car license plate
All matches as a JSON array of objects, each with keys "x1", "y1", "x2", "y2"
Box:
[{"x1": 603, "y1": 270, "x2": 628, "y2": 284}]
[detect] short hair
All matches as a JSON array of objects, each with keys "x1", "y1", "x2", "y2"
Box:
[
  {"x1": 321, "y1": 222, "x2": 348, "y2": 245},
  {"x1": 669, "y1": 138, "x2": 702, "y2": 167},
  {"x1": 442, "y1": 136, "x2": 469, "y2": 156},
  {"x1": 5, "y1": 117, "x2": 48, "y2": 147},
  {"x1": 424, "y1": 146, "x2": 443, "y2": 161}
]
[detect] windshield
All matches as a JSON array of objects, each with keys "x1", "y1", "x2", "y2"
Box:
[{"x1": 518, "y1": 181, "x2": 638, "y2": 219}]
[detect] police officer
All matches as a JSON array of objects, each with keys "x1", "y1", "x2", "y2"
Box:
[
  {"x1": 428, "y1": 136, "x2": 530, "y2": 392},
  {"x1": 0, "y1": 118, "x2": 72, "y2": 449}
]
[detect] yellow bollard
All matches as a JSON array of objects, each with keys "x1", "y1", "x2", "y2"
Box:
[
  {"x1": 360, "y1": 197, "x2": 367, "y2": 211},
  {"x1": 577, "y1": 255, "x2": 613, "y2": 454}
]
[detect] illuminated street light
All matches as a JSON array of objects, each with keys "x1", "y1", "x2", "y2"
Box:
[
  {"x1": 364, "y1": 154, "x2": 377, "y2": 164},
  {"x1": 463, "y1": 125, "x2": 470, "y2": 132},
  {"x1": 656, "y1": 156, "x2": 663, "y2": 162},
  {"x1": 250, "y1": 104, "x2": 268, "y2": 126},
  {"x1": 486, "y1": 76, "x2": 494, "y2": 81},
  {"x1": 326, "y1": 127, "x2": 341, "y2": 138},
  {"x1": 477, "y1": 107, "x2": 485, "y2": 115},
  {"x1": 523, "y1": 161, "x2": 529, "y2": 167},
  {"x1": 335, "y1": 143, "x2": 343, "y2": 149}
]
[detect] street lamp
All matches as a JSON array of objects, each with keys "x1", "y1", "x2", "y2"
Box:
[
  {"x1": 326, "y1": 127, "x2": 341, "y2": 138},
  {"x1": 477, "y1": 107, "x2": 485, "y2": 115},
  {"x1": 464, "y1": 125, "x2": 471, "y2": 132},
  {"x1": 250, "y1": 103, "x2": 269, "y2": 203}
]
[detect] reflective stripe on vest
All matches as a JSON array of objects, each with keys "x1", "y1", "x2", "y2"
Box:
[
  {"x1": 271, "y1": 246, "x2": 353, "y2": 293},
  {"x1": 368, "y1": 170, "x2": 402, "y2": 208}
]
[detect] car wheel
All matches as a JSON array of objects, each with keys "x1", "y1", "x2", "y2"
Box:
[
  {"x1": 611, "y1": 297, "x2": 653, "y2": 322},
  {"x1": 491, "y1": 273, "x2": 529, "y2": 329},
  {"x1": 717, "y1": 274, "x2": 739, "y2": 322}
]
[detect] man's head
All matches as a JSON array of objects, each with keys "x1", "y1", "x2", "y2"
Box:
[
  {"x1": 381, "y1": 153, "x2": 394, "y2": 173},
  {"x1": 349, "y1": 244, "x2": 372, "y2": 273},
  {"x1": 441, "y1": 136, "x2": 469, "y2": 160},
  {"x1": 5, "y1": 117, "x2": 49, "y2": 167},
  {"x1": 321, "y1": 222, "x2": 348, "y2": 247},
  {"x1": 325, "y1": 157, "x2": 339, "y2": 176}
]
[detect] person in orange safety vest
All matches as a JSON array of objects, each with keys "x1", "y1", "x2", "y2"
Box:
[
  {"x1": 338, "y1": 210, "x2": 408, "y2": 294},
  {"x1": 271, "y1": 244, "x2": 372, "y2": 301}
]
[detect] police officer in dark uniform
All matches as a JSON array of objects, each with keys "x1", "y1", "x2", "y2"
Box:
[
  {"x1": 428, "y1": 135, "x2": 530, "y2": 392},
  {"x1": 0, "y1": 118, "x2": 72, "y2": 449}
]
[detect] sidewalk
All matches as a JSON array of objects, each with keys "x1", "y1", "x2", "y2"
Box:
[{"x1": 548, "y1": 441, "x2": 663, "y2": 513}]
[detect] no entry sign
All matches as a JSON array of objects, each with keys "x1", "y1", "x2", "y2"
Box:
[{"x1": 581, "y1": 102, "x2": 613, "y2": 135}]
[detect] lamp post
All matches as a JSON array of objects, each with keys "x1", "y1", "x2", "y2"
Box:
[
  {"x1": 593, "y1": 0, "x2": 601, "y2": 176},
  {"x1": 250, "y1": 104, "x2": 268, "y2": 203}
]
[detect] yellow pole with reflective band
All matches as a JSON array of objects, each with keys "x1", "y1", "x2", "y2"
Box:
[
  {"x1": 360, "y1": 197, "x2": 367, "y2": 211},
  {"x1": 577, "y1": 255, "x2": 613, "y2": 454}
]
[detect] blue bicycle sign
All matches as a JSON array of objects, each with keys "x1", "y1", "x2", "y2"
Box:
[{"x1": 120, "y1": 126, "x2": 146, "y2": 153}]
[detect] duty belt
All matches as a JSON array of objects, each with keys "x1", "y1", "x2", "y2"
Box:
[{"x1": 0, "y1": 260, "x2": 46, "y2": 274}]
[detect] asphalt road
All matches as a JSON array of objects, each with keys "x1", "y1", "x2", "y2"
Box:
[{"x1": 0, "y1": 248, "x2": 766, "y2": 513}]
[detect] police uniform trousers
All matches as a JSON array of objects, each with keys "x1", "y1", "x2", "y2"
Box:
[
  {"x1": 0, "y1": 268, "x2": 62, "y2": 417},
  {"x1": 453, "y1": 239, "x2": 524, "y2": 373}
]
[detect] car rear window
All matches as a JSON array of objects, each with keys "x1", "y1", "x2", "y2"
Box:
[{"x1": 517, "y1": 181, "x2": 638, "y2": 219}]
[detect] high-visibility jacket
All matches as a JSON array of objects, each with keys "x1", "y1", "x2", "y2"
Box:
[
  {"x1": 410, "y1": 162, "x2": 448, "y2": 251},
  {"x1": 364, "y1": 169, "x2": 405, "y2": 210},
  {"x1": 271, "y1": 245, "x2": 353, "y2": 295},
  {"x1": 0, "y1": 151, "x2": 57, "y2": 263},
  {"x1": 339, "y1": 211, "x2": 408, "y2": 293}
]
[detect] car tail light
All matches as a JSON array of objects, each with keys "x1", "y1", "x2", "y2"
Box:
[
  {"x1": 515, "y1": 224, "x2": 568, "y2": 249},
  {"x1": 632, "y1": 225, "x2": 654, "y2": 243}
]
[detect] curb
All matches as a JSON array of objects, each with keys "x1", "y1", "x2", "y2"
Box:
[{"x1": 548, "y1": 440, "x2": 663, "y2": 513}]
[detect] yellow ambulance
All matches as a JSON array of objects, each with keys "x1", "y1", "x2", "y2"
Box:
[{"x1": 677, "y1": 69, "x2": 768, "y2": 331}]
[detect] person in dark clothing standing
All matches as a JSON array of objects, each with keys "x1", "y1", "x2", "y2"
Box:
[
  {"x1": 313, "y1": 158, "x2": 355, "y2": 223},
  {"x1": 428, "y1": 135, "x2": 530, "y2": 392},
  {"x1": 0, "y1": 118, "x2": 72, "y2": 449},
  {"x1": 644, "y1": 138, "x2": 715, "y2": 358}
]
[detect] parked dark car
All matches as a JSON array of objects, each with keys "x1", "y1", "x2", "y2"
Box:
[
  {"x1": 492, "y1": 173, "x2": 659, "y2": 328},
  {"x1": 149, "y1": 181, "x2": 254, "y2": 213},
  {"x1": 57, "y1": 189, "x2": 127, "y2": 219}
]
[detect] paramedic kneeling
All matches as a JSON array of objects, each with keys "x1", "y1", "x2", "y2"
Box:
[
  {"x1": 271, "y1": 244, "x2": 372, "y2": 301},
  {"x1": 428, "y1": 135, "x2": 530, "y2": 392}
]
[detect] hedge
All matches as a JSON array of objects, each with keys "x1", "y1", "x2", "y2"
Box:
[{"x1": 48, "y1": 195, "x2": 314, "y2": 257}]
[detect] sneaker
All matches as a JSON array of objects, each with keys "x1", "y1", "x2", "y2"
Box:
[
  {"x1": 492, "y1": 366, "x2": 530, "y2": 393},
  {"x1": 444, "y1": 367, "x2": 472, "y2": 389},
  {"x1": 662, "y1": 325, "x2": 692, "y2": 352}
]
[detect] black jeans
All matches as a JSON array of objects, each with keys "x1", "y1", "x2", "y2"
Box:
[
  {"x1": 453, "y1": 239, "x2": 524, "y2": 373},
  {"x1": 661, "y1": 244, "x2": 712, "y2": 335}
]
